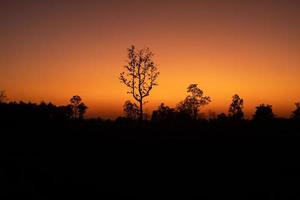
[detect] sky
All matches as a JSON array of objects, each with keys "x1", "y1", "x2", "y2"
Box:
[{"x1": 0, "y1": 0, "x2": 299, "y2": 119}]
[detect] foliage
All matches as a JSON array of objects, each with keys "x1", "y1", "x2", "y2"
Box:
[
  {"x1": 69, "y1": 95, "x2": 88, "y2": 119},
  {"x1": 253, "y1": 104, "x2": 274, "y2": 121},
  {"x1": 217, "y1": 113, "x2": 228, "y2": 121},
  {"x1": 151, "y1": 103, "x2": 176, "y2": 122},
  {"x1": 291, "y1": 102, "x2": 300, "y2": 120},
  {"x1": 228, "y1": 94, "x2": 244, "y2": 120},
  {"x1": 176, "y1": 84, "x2": 211, "y2": 119},
  {"x1": 0, "y1": 101, "x2": 73, "y2": 121},
  {"x1": 123, "y1": 100, "x2": 139, "y2": 120}
]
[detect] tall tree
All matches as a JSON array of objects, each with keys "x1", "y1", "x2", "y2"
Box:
[
  {"x1": 228, "y1": 94, "x2": 244, "y2": 120},
  {"x1": 176, "y1": 84, "x2": 211, "y2": 119},
  {"x1": 119, "y1": 45, "x2": 159, "y2": 120}
]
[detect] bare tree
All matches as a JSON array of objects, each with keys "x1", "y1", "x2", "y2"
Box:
[
  {"x1": 0, "y1": 90, "x2": 7, "y2": 103},
  {"x1": 176, "y1": 84, "x2": 211, "y2": 119},
  {"x1": 119, "y1": 45, "x2": 159, "y2": 120}
]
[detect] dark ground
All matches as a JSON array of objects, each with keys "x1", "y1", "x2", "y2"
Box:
[{"x1": 1, "y1": 119, "x2": 300, "y2": 199}]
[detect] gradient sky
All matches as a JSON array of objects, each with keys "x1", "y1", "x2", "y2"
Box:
[{"x1": 0, "y1": 0, "x2": 299, "y2": 118}]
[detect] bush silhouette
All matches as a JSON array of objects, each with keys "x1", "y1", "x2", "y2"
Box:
[
  {"x1": 0, "y1": 101, "x2": 74, "y2": 122},
  {"x1": 123, "y1": 100, "x2": 139, "y2": 120},
  {"x1": 253, "y1": 104, "x2": 274, "y2": 121},
  {"x1": 291, "y1": 102, "x2": 300, "y2": 120},
  {"x1": 151, "y1": 103, "x2": 176, "y2": 122},
  {"x1": 217, "y1": 113, "x2": 228, "y2": 121}
]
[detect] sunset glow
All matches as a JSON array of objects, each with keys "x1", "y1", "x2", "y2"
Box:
[{"x1": 1, "y1": 0, "x2": 299, "y2": 118}]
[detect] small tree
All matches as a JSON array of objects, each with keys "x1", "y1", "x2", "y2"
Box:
[
  {"x1": 151, "y1": 103, "x2": 176, "y2": 122},
  {"x1": 58, "y1": 105, "x2": 73, "y2": 120},
  {"x1": 69, "y1": 95, "x2": 87, "y2": 119},
  {"x1": 119, "y1": 45, "x2": 159, "y2": 120},
  {"x1": 176, "y1": 84, "x2": 211, "y2": 119},
  {"x1": 228, "y1": 94, "x2": 244, "y2": 120},
  {"x1": 78, "y1": 103, "x2": 88, "y2": 119},
  {"x1": 291, "y1": 102, "x2": 300, "y2": 120},
  {"x1": 217, "y1": 113, "x2": 228, "y2": 121},
  {"x1": 253, "y1": 104, "x2": 274, "y2": 121},
  {"x1": 123, "y1": 100, "x2": 139, "y2": 120}
]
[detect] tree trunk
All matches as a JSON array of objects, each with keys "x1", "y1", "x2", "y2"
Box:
[{"x1": 139, "y1": 100, "x2": 143, "y2": 121}]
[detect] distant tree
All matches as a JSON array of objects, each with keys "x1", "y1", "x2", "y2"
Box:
[
  {"x1": 253, "y1": 104, "x2": 274, "y2": 121},
  {"x1": 123, "y1": 100, "x2": 139, "y2": 120},
  {"x1": 119, "y1": 45, "x2": 160, "y2": 120},
  {"x1": 217, "y1": 113, "x2": 228, "y2": 121},
  {"x1": 69, "y1": 95, "x2": 87, "y2": 119},
  {"x1": 176, "y1": 84, "x2": 211, "y2": 120},
  {"x1": 228, "y1": 94, "x2": 244, "y2": 120},
  {"x1": 78, "y1": 103, "x2": 88, "y2": 119},
  {"x1": 207, "y1": 110, "x2": 217, "y2": 121},
  {"x1": 291, "y1": 102, "x2": 300, "y2": 120},
  {"x1": 70, "y1": 95, "x2": 81, "y2": 119},
  {"x1": 0, "y1": 90, "x2": 7, "y2": 103},
  {"x1": 57, "y1": 105, "x2": 73, "y2": 120},
  {"x1": 151, "y1": 103, "x2": 176, "y2": 122},
  {"x1": 0, "y1": 100, "x2": 77, "y2": 122}
]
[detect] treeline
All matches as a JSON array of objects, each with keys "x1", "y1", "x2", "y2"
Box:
[
  {"x1": 121, "y1": 86, "x2": 300, "y2": 123},
  {"x1": 0, "y1": 94, "x2": 87, "y2": 122},
  {"x1": 1, "y1": 45, "x2": 299, "y2": 124},
  {"x1": 1, "y1": 91, "x2": 300, "y2": 124},
  {"x1": 149, "y1": 102, "x2": 300, "y2": 122},
  {"x1": 118, "y1": 45, "x2": 300, "y2": 124}
]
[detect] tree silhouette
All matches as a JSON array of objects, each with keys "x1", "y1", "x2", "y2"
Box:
[
  {"x1": 123, "y1": 100, "x2": 139, "y2": 120},
  {"x1": 253, "y1": 104, "x2": 274, "y2": 121},
  {"x1": 77, "y1": 103, "x2": 88, "y2": 119},
  {"x1": 291, "y1": 102, "x2": 300, "y2": 120},
  {"x1": 151, "y1": 103, "x2": 176, "y2": 122},
  {"x1": 57, "y1": 105, "x2": 73, "y2": 120},
  {"x1": 119, "y1": 45, "x2": 160, "y2": 120},
  {"x1": 228, "y1": 94, "x2": 244, "y2": 120},
  {"x1": 176, "y1": 84, "x2": 211, "y2": 120},
  {"x1": 217, "y1": 113, "x2": 228, "y2": 121},
  {"x1": 0, "y1": 90, "x2": 7, "y2": 103},
  {"x1": 69, "y1": 95, "x2": 87, "y2": 119},
  {"x1": 0, "y1": 100, "x2": 75, "y2": 122}
]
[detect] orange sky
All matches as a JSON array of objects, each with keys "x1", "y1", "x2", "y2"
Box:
[{"x1": 0, "y1": 0, "x2": 299, "y2": 118}]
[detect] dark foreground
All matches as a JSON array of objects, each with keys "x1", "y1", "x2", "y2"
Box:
[{"x1": 1, "y1": 119, "x2": 300, "y2": 199}]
